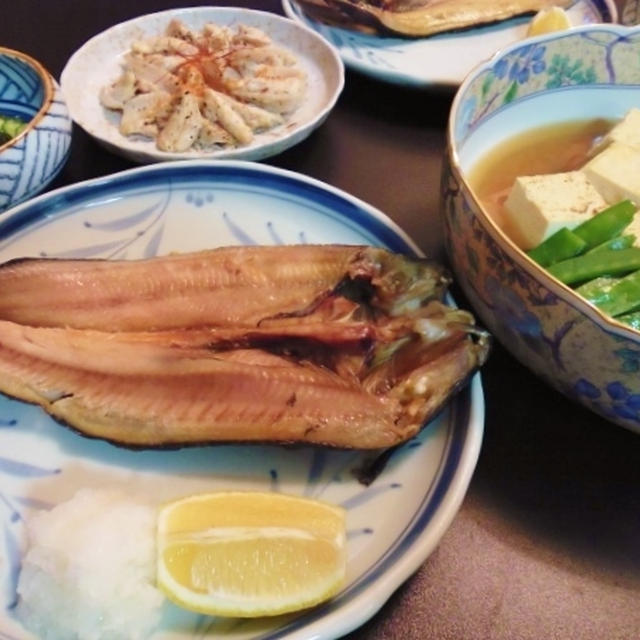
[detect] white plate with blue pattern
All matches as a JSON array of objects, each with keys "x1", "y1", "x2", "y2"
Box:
[
  {"x1": 282, "y1": 0, "x2": 618, "y2": 87},
  {"x1": 0, "y1": 161, "x2": 484, "y2": 640}
]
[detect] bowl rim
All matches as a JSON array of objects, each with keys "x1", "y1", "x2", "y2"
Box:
[
  {"x1": 447, "y1": 23, "x2": 640, "y2": 342},
  {"x1": 0, "y1": 45, "x2": 54, "y2": 153}
]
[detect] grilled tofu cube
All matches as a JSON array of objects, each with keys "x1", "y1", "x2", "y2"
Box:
[{"x1": 504, "y1": 171, "x2": 607, "y2": 249}]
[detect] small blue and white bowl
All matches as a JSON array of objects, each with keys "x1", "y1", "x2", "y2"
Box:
[
  {"x1": 0, "y1": 47, "x2": 72, "y2": 212},
  {"x1": 442, "y1": 24, "x2": 640, "y2": 434}
]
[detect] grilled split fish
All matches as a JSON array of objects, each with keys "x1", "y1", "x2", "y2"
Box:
[
  {"x1": 296, "y1": 0, "x2": 574, "y2": 37},
  {"x1": 0, "y1": 245, "x2": 490, "y2": 449}
]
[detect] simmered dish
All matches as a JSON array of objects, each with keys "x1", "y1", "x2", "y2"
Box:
[
  {"x1": 470, "y1": 117, "x2": 613, "y2": 245},
  {"x1": 471, "y1": 108, "x2": 640, "y2": 329},
  {"x1": 99, "y1": 19, "x2": 307, "y2": 152}
]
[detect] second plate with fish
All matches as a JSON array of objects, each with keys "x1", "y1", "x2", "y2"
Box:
[
  {"x1": 282, "y1": 0, "x2": 617, "y2": 87},
  {"x1": 0, "y1": 161, "x2": 484, "y2": 640}
]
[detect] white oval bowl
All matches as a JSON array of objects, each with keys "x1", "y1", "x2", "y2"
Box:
[{"x1": 60, "y1": 7, "x2": 344, "y2": 164}]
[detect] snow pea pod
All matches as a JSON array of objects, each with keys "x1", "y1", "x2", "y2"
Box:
[
  {"x1": 0, "y1": 114, "x2": 26, "y2": 145},
  {"x1": 527, "y1": 227, "x2": 587, "y2": 267},
  {"x1": 587, "y1": 234, "x2": 636, "y2": 254},
  {"x1": 617, "y1": 311, "x2": 640, "y2": 330},
  {"x1": 596, "y1": 269, "x2": 640, "y2": 317},
  {"x1": 547, "y1": 248, "x2": 640, "y2": 285},
  {"x1": 572, "y1": 199, "x2": 636, "y2": 249},
  {"x1": 575, "y1": 276, "x2": 618, "y2": 307}
]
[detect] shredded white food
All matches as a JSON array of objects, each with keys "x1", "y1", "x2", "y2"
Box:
[
  {"x1": 99, "y1": 19, "x2": 308, "y2": 152},
  {"x1": 15, "y1": 488, "x2": 163, "y2": 640}
]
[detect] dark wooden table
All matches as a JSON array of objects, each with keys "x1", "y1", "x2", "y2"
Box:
[{"x1": 2, "y1": 2, "x2": 639, "y2": 638}]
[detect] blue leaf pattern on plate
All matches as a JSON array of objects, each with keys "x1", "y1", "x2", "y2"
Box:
[
  {"x1": 0, "y1": 459, "x2": 60, "y2": 478},
  {"x1": 84, "y1": 198, "x2": 167, "y2": 232},
  {"x1": 42, "y1": 238, "x2": 129, "y2": 259},
  {"x1": 222, "y1": 211, "x2": 258, "y2": 245},
  {"x1": 2, "y1": 523, "x2": 21, "y2": 610}
]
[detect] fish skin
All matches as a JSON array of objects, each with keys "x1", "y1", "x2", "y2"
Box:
[
  {"x1": 0, "y1": 245, "x2": 488, "y2": 449},
  {"x1": 0, "y1": 320, "x2": 393, "y2": 448},
  {"x1": 0, "y1": 245, "x2": 357, "y2": 330},
  {"x1": 0, "y1": 308, "x2": 487, "y2": 449},
  {"x1": 296, "y1": 0, "x2": 574, "y2": 37},
  {"x1": 0, "y1": 245, "x2": 450, "y2": 331}
]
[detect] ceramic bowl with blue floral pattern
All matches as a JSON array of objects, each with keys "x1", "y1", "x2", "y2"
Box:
[
  {"x1": 0, "y1": 47, "x2": 72, "y2": 212},
  {"x1": 443, "y1": 24, "x2": 640, "y2": 434}
]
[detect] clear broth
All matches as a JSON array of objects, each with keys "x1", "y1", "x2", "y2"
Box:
[{"x1": 468, "y1": 119, "x2": 613, "y2": 238}]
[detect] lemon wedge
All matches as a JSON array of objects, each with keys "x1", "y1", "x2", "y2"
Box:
[
  {"x1": 156, "y1": 491, "x2": 347, "y2": 617},
  {"x1": 527, "y1": 7, "x2": 571, "y2": 37}
]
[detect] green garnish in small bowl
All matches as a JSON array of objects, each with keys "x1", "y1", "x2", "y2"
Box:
[{"x1": 0, "y1": 114, "x2": 26, "y2": 145}]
